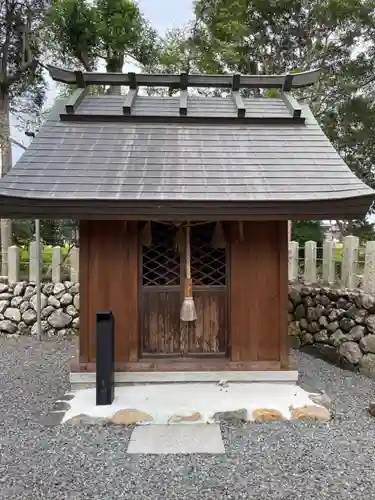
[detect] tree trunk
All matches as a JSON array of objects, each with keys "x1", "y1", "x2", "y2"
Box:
[{"x1": 0, "y1": 87, "x2": 13, "y2": 277}]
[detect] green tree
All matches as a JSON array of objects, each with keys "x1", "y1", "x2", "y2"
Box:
[
  {"x1": 191, "y1": 0, "x2": 375, "y2": 183},
  {"x1": 47, "y1": 0, "x2": 158, "y2": 93},
  {"x1": 0, "y1": 0, "x2": 48, "y2": 275},
  {"x1": 292, "y1": 221, "x2": 324, "y2": 246}
]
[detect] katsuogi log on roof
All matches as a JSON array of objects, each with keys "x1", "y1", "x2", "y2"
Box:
[{"x1": 0, "y1": 66, "x2": 373, "y2": 220}]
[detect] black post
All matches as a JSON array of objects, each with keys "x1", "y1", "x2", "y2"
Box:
[{"x1": 96, "y1": 310, "x2": 115, "y2": 406}]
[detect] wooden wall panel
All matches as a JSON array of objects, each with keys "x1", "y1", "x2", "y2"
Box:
[
  {"x1": 80, "y1": 220, "x2": 139, "y2": 364},
  {"x1": 230, "y1": 221, "x2": 288, "y2": 364}
]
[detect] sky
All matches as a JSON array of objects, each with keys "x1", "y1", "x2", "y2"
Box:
[{"x1": 10, "y1": 0, "x2": 194, "y2": 163}]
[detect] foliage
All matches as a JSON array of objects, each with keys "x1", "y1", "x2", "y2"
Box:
[
  {"x1": 46, "y1": 0, "x2": 158, "y2": 76},
  {"x1": 147, "y1": 0, "x2": 375, "y2": 198},
  {"x1": 292, "y1": 220, "x2": 324, "y2": 246},
  {"x1": 0, "y1": 0, "x2": 47, "y2": 120},
  {"x1": 12, "y1": 219, "x2": 78, "y2": 246}
]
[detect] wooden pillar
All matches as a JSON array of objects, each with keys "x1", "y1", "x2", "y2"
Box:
[{"x1": 230, "y1": 221, "x2": 288, "y2": 368}]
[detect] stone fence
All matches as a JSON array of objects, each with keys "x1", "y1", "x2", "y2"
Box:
[
  {"x1": 288, "y1": 285, "x2": 375, "y2": 377},
  {"x1": 4, "y1": 244, "x2": 79, "y2": 283},
  {"x1": 289, "y1": 235, "x2": 375, "y2": 292},
  {"x1": 0, "y1": 277, "x2": 374, "y2": 378}
]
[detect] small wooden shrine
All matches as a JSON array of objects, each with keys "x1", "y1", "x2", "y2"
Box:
[{"x1": 0, "y1": 66, "x2": 373, "y2": 380}]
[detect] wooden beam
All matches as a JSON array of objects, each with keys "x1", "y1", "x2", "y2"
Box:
[
  {"x1": 279, "y1": 91, "x2": 302, "y2": 118},
  {"x1": 60, "y1": 113, "x2": 305, "y2": 125},
  {"x1": 48, "y1": 65, "x2": 322, "y2": 90},
  {"x1": 180, "y1": 90, "x2": 188, "y2": 116},
  {"x1": 122, "y1": 88, "x2": 138, "y2": 115},
  {"x1": 65, "y1": 87, "x2": 88, "y2": 114},
  {"x1": 231, "y1": 91, "x2": 246, "y2": 118}
]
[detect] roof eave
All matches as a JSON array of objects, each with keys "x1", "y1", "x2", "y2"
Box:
[{"x1": 0, "y1": 195, "x2": 372, "y2": 221}]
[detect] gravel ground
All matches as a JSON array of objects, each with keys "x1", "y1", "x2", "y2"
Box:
[{"x1": 1, "y1": 337, "x2": 375, "y2": 500}]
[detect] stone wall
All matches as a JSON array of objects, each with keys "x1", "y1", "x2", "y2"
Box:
[
  {"x1": 2, "y1": 279, "x2": 375, "y2": 378},
  {"x1": 288, "y1": 285, "x2": 375, "y2": 377},
  {"x1": 0, "y1": 281, "x2": 79, "y2": 337}
]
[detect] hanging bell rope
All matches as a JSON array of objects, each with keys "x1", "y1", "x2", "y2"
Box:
[
  {"x1": 211, "y1": 221, "x2": 226, "y2": 249},
  {"x1": 180, "y1": 223, "x2": 197, "y2": 322},
  {"x1": 140, "y1": 221, "x2": 152, "y2": 247}
]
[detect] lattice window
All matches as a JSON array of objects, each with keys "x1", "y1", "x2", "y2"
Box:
[
  {"x1": 142, "y1": 223, "x2": 180, "y2": 286},
  {"x1": 190, "y1": 223, "x2": 226, "y2": 286}
]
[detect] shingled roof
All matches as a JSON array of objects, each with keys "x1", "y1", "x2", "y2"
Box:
[{"x1": 0, "y1": 67, "x2": 373, "y2": 219}]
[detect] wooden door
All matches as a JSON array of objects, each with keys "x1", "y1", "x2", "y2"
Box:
[{"x1": 141, "y1": 222, "x2": 228, "y2": 357}]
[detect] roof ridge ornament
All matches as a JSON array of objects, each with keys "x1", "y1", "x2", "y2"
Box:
[{"x1": 47, "y1": 65, "x2": 321, "y2": 90}]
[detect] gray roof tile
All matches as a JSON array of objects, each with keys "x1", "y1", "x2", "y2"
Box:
[{"x1": 0, "y1": 95, "x2": 373, "y2": 204}]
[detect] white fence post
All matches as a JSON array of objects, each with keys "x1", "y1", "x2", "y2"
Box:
[
  {"x1": 29, "y1": 241, "x2": 38, "y2": 282},
  {"x1": 8, "y1": 245, "x2": 20, "y2": 284},
  {"x1": 70, "y1": 247, "x2": 79, "y2": 282},
  {"x1": 52, "y1": 246, "x2": 62, "y2": 283},
  {"x1": 304, "y1": 240, "x2": 317, "y2": 284},
  {"x1": 288, "y1": 241, "x2": 299, "y2": 282},
  {"x1": 363, "y1": 241, "x2": 375, "y2": 294},
  {"x1": 341, "y1": 235, "x2": 359, "y2": 289},
  {"x1": 322, "y1": 239, "x2": 335, "y2": 285}
]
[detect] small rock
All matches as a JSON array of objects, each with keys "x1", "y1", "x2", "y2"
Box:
[
  {"x1": 10, "y1": 296, "x2": 23, "y2": 308},
  {"x1": 367, "y1": 403, "x2": 375, "y2": 417},
  {"x1": 73, "y1": 294, "x2": 80, "y2": 311},
  {"x1": 110, "y1": 409, "x2": 153, "y2": 425},
  {"x1": 314, "y1": 330, "x2": 329, "y2": 343},
  {"x1": 30, "y1": 293, "x2": 47, "y2": 311},
  {"x1": 60, "y1": 292, "x2": 73, "y2": 306},
  {"x1": 72, "y1": 317, "x2": 80, "y2": 329},
  {"x1": 66, "y1": 305, "x2": 78, "y2": 318},
  {"x1": 18, "y1": 321, "x2": 30, "y2": 335},
  {"x1": 22, "y1": 309, "x2": 37, "y2": 325},
  {"x1": 19, "y1": 301, "x2": 30, "y2": 314},
  {"x1": 4, "y1": 307, "x2": 21, "y2": 323},
  {"x1": 212, "y1": 409, "x2": 248, "y2": 424},
  {"x1": 0, "y1": 300, "x2": 9, "y2": 314},
  {"x1": 252, "y1": 409, "x2": 285, "y2": 422},
  {"x1": 289, "y1": 288, "x2": 301, "y2": 306},
  {"x1": 168, "y1": 412, "x2": 202, "y2": 423},
  {"x1": 299, "y1": 318, "x2": 309, "y2": 330},
  {"x1": 300, "y1": 333, "x2": 314, "y2": 345},
  {"x1": 288, "y1": 321, "x2": 300, "y2": 336},
  {"x1": 288, "y1": 301, "x2": 294, "y2": 313},
  {"x1": 319, "y1": 316, "x2": 328, "y2": 328},
  {"x1": 48, "y1": 310, "x2": 72, "y2": 328},
  {"x1": 24, "y1": 285, "x2": 36, "y2": 299},
  {"x1": 308, "y1": 321, "x2": 320, "y2": 333},
  {"x1": 360, "y1": 334, "x2": 375, "y2": 354},
  {"x1": 361, "y1": 294, "x2": 375, "y2": 311},
  {"x1": 70, "y1": 283, "x2": 79, "y2": 294},
  {"x1": 359, "y1": 353, "x2": 375, "y2": 377},
  {"x1": 0, "y1": 283, "x2": 8, "y2": 293},
  {"x1": 327, "y1": 321, "x2": 339, "y2": 333},
  {"x1": 53, "y1": 283, "x2": 65, "y2": 296},
  {"x1": 66, "y1": 414, "x2": 108, "y2": 426},
  {"x1": 367, "y1": 315, "x2": 375, "y2": 333},
  {"x1": 41, "y1": 305, "x2": 56, "y2": 319},
  {"x1": 290, "y1": 405, "x2": 330, "y2": 422},
  {"x1": 348, "y1": 325, "x2": 365, "y2": 341},
  {"x1": 48, "y1": 295, "x2": 60, "y2": 308},
  {"x1": 294, "y1": 304, "x2": 305, "y2": 320},
  {"x1": 339, "y1": 341, "x2": 363, "y2": 364},
  {"x1": 339, "y1": 317, "x2": 355, "y2": 333},
  {"x1": 330, "y1": 329, "x2": 347, "y2": 346},
  {"x1": 42, "y1": 283, "x2": 54, "y2": 295},
  {"x1": 13, "y1": 282, "x2": 26, "y2": 296},
  {"x1": 0, "y1": 293, "x2": 13, "y2": 300},
  {"x1": 0, "y1": 320, "x2": 17, "y2": 334}
]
